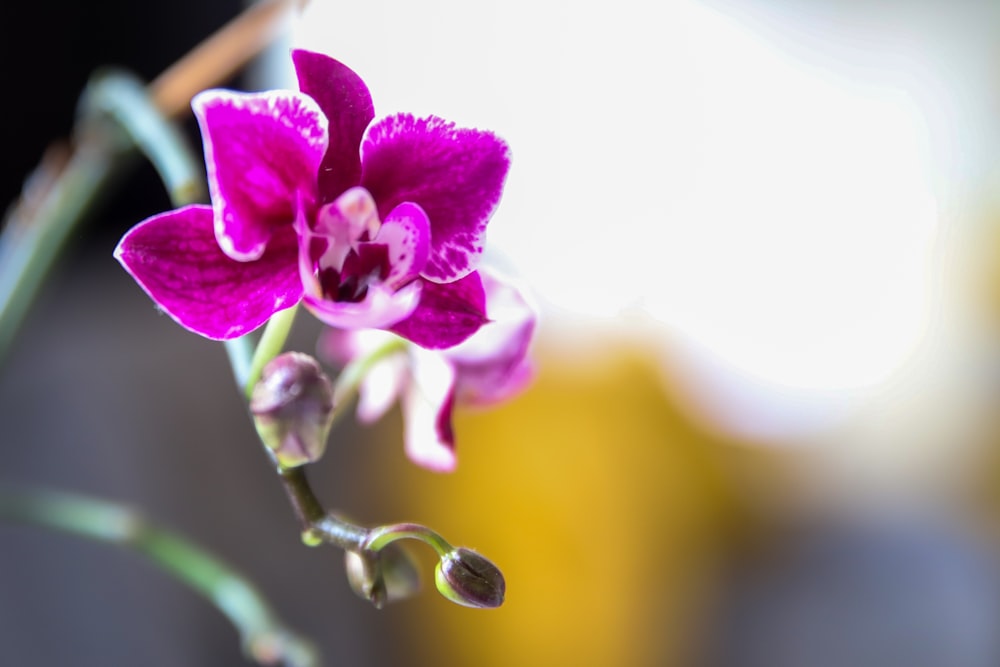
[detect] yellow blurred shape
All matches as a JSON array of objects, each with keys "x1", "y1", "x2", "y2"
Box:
[{"x1": 385, "y1": 343, "x2": 744, "y2": 667}]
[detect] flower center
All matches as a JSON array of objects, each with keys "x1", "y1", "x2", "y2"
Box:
[{"x1": 319, "y1": 242, "x2": 391, "y2": 303}]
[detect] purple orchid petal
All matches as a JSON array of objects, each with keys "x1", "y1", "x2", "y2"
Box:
[
  {"x1": 193, "y1": 89, "x2": 328, "y2": 261},
  {"x1": 303, "y1": 281, "x2": 422, "y2": 330},
  {"x1": 114, "y1": 205, "x2": 301, "y2": 340},
  {"x1": 360, "y1": 114, "x2": 511, "y2": 283},
  {"x1": 389, "y1": 271, "x2": 488, "y2": 349},
  {"x1": 402, "y1": 348, "x2": 459, "y2": 472},
  {"x1": 292, "y1": 49, "x2": 375, "y2": 203},
  {"x1": 356, "y1": 352, "x2": 409, "y2": 423},
  {"x1": 319, "y1": 328, "x2": 407, "y2": 422},
  {"x1": 446, "y1": 270, "x2": 537, "y2": 404},
  {"x1": 376, "y1": 202, "x2": 430, "y2": 290},
  {"x1": 317, "y1": 326, "x2": 370, "y2": 365}
]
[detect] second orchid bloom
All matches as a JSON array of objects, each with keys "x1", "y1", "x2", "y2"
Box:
[{"x1": 323, "y1": 269, "x2": 536, "y2": 472}]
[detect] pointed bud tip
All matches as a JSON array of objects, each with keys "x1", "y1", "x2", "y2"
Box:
[{"x1": 435, "y1": 548, "x2": 505, "y2": 609}]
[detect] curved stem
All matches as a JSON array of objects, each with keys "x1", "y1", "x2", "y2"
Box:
[
  {"x1": 0, "y1": 132, "x2": 125, "y2": 360},
  {"x1": 277, "y1": 467, "x2": 367, "y2": 550},
  {"x1": 364, "y1": 522, "x2": 453, "y2": 557},
  {"x1": 0, "y1": 0, "x2": 303, "y2": 364},
  {"x1": 0, "y1": 484, "x2": 317, "y2": 667},
  {"x1": 81, "y1": 70, "x2": 207, "y2": 205},
  {"x1": 149, "y1": 0, "x2": 307, "y2": 119}
]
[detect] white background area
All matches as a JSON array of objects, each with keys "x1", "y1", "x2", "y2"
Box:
[{"x1": 286, "y1": 0, "x2": 999, "y2": 454}]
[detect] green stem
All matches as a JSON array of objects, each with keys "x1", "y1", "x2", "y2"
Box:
[
  {"x1": 0, "y1": 485, "x2": 317, "y2": 667},
  {"x1": 244, "y1": 305, "x2": 299, "y2": 398},
  {"x1": 0, "y1": 69, "x2": 206, "y2": 363},
  {"x1": 364, "y1": 522, "x2": 453, "y2": 557},
  {"x1": 0, "y1": 125, "x2": 129, "y2": 361},
  {"x1": 225, "y1": 334, "x2": 257, "y2": 390},
  {"x1": 329, "y1": 336, "x2": 407, "y2": 426},
  {"x1": 87, "y1": 68, "x2": 269, "y2": 397},
  {"x1": 81, "y1": 70, "x2": 207, "y2": 205},
  {"x1": 277, "y1": 467, "x2": 367, "y2": 550}
]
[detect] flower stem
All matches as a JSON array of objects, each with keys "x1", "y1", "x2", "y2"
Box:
[
  {"x1": 0, "y1": 484, "x2": 317, "y2": 667},
  {"x1": 0, "y1": 0, "x2": 304, "y2": 363},
  {"x1": 81, "y1": 70, "x2": 207, "y2": 205},
  {"x1": 0, "y1": 131, "x2": 125, "y2": 361},
  {"x1": 277, "y1": 467, "x2": 368, "y2": 550},
  {"x1": 329, "y1": 336, "x2": 407, "y2": 426},
  {"x1": 364, "y1": 522, "x2": 454, "y2": 557},
  {"x1": 244, "y1": 305, "x2": 299, "y2": 398},
  {"x1": 225, "y1": 334, "x2": 257, "y2": 390}
]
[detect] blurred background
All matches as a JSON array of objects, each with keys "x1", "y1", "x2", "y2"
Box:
[{"x1": 3, "y1": 0, "x2": 1000, "y2": 665}]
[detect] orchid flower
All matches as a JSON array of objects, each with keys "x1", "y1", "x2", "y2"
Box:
[
  {"x1": 115, "y1": 50, "x2": 509, "y2": 349},
  {"x1": 322, "y1": 270, "x2": 536, "y2": 471}
]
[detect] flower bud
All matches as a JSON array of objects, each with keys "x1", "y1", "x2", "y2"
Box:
[
  {"x1": 345, "y1": 544, "x2": 421, "y2": 609},
  {"x1": 434, "y1": 547, "x2": 505, "y2": 609},
  {"x1": 250, "y1": 352, "x2": 335, "y2": 468}
]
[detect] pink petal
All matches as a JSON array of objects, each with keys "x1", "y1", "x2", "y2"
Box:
[
  {"x1": 292, "y1": 50, "x2": 374, "y2": 203},
  {"x1": 402, "y1": 348, "x2": 459, "y2": 472},
  {"x1": 193, "y1": 89, "x2": 328, "y2": 261},
  {"x1": 446, "y1": 269, "x2": 537, "y2": 404},
  {"x1": 355, "y1": 352, "x2": 409, "y2": 423},
  {"x1": 376, "y1": 202, "x2": 430, "y2": 290},
  {"x1": 389, "y1": 271, "x2": 488, "y2": 349},
  {"x1": 303, "y1": 281, "x2": 422, "y2": 330},
  {"x1": 319, "y1": 328, "x2": 407, "y2": 422},
  {"x1": 360, "y1": 114, "x2": 511, "y2": 282},
  {"x1": 114, "y1": 205, "x2": 302, "y2": 340},
  {"x1": 318, "y1": 327, "x2": 376, "y2": 364}
]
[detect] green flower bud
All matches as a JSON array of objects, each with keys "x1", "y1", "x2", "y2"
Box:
[
  {"x1": 345, "y1": 544, "x2": 421, "y2": 609},
  {"x1": 250, "y1": 352, "x2": 335, "y2": 468},
  {"x1": 434, "y1": 548, "x2": 505, "y2": 609}
]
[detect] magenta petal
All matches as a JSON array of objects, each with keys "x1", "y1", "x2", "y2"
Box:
[
  {"x1": 355, "y1": 351, "x2": 409, "y2": 424},
  {"x1": 402, "y1": 348, "x2": 459, "y2": 472},
  {"x1": 447, "y1": 271, "x2": 537, "y2": 404},
  {"x1": 114, "y1": 205, "x2": 302, "y2": 340},
  {"x1": 377, "y1": 202, "x2": 430, "y2": 289},
  {"x1": 360, "y1": 114, "x2": 511, "y2": 282},
  {"x1": 319, "y1": 329, "x2": 408, "y2": 422},
  {"x1": 292, "y1": 49, "x2": 374, "y2": 203},
  {"x1": 193, "y1": 89, "x2": 328, "y2": 261},
  {"x1": 303, "y1": 281, "x2": 422, "y2": 330},
  {"x1": 389, "y1": 271, "x2": 488, "y2": 349}
]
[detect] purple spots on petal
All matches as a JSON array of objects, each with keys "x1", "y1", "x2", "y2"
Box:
[
  {"x1": 379, "y1": 202, "x2": 430, "y2": 289},
  {"x1": 360, "y1": 114, "x2": 510, "y2": 283}
]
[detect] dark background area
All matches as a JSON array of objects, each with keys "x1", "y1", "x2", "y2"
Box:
[
  {"x1": 0, "y1": 1, "x2": 243, "y2": 249},
  {"x1": 0, "y1": 3, "x2": 419, "y2": 665}
]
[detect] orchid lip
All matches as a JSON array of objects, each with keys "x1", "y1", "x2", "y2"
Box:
[{"x1": 296, "y1": 187, "x2": 433, "y2": 321}]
